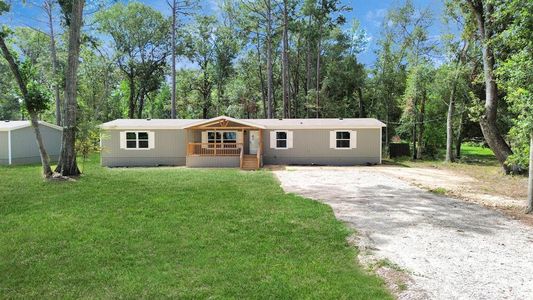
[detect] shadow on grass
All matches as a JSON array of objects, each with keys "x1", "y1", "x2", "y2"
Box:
[
  {"x1": 382, "y1": 158, "x2": 412, "y2": 168},
  {"x1": 457, "y1": 155, "x2": 498, "y2": 167}
]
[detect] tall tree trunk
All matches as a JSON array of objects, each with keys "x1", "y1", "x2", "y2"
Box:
[
  {"x1": 55, "y1": 0, "x2": 84, "y2": 176},
  {"x1": 385, "y1": 96, "x2": 390, "y2": 153},
  {"x1": 455, "y1": 110, "x2": 465, "y2": 159},
  {"x1": 304, "y1": 55, "x2": 310, "y2": 97},
  {"x1": 201, "y1": 65, "x2": 210, "y2": 118},
  {"x1": 29, "y1": 113, "x2": 53, "y2": 176},
  {"x1": 412, "y1": 97, "x2": 417, "y2": 160},
  {"x1": 0, "y1": 36, "x2": 52, "y2": 177},
  {"x1": 416, "y1": 90, "x2": 426, "y2": 159},
  {"x1": 357, "y1": 87, "x2": 364, "y2": 118},
  {"x1": 266, "y1": 0, "x2": 274, "y2": 119},
  {"x1": 446, "y1": 73, "x2": 459, "y2": 162},
  {"x1": 467, "y1": 0, "x2": 514, "y2": 173},
  {"x1": 170, "y1": 0, "x2": 177, "y2": 119},
  {"x1": 202, "y1": 93, "x2": 209, "y2": 119},
  {"x1": 527, "y1": 132, "x2": 533, "y2": 214},
  {"x1": 128, "y1": 74, "x2": 136, "y2": 118},
  {"x1": 137, "y1": 91, "x2": 145, "y2": 119},
  {"x1": 292, "y1": 35, "x2": 301, "y2": 117},
  {"x1": 281, "y1": 0, "x2": 290, "y2": 119},
  {"x1": 305, "y1": 37, "x2": 311, "y2": 118},
  {"x1": 315, "y1": 24, "x2": 322, "y2": 118},
  {"x1": 315, "y1": 0, "x2": 327, "y2": 118},
  {"x1": 255, "y1": 31, "x2": 267, "y2": 119},
  {"x1": 217, "y1": 82, "x2": 225, "y2": 115},
  {"x1": 412, "y1": 121, "x2": 417, "y2": 159},
  {"x1": 446, "y1": 42, "x2": 468, "y2": 162},
  {"x1": 44, "y1": 0, "x2": 62, "y2": 126}
]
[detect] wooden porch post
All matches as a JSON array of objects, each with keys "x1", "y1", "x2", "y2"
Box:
[
  {"x1": 214, "y1": 128, "x2": 217, "y2": 156},
  {"x1": 258, "y1": 129, "x2": 263, "y2": 169}
]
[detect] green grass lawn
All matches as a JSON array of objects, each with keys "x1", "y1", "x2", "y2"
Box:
[
  {"x1": 388, "y1": 143, "x2": 497, "y2": 166},
  {"x1": 0, "y1": 156, "x2": 391, "y2": 299},
  {"x1": 459, "y1": 144, "x2": 494, "y2": 157}
]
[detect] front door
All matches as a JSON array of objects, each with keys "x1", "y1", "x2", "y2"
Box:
[{"x1": 249, "y1": 130, "x2": 259, "y2": 154}]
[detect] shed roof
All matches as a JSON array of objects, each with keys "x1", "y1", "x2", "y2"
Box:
[
  {"x1": 0, "y1": 120, "x2": 63, "y2": 131},
  {"x1": 100, "y1": 117, "x2": 386, "y2": 130}
]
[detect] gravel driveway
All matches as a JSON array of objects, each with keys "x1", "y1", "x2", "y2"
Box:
[{"x1": 274, "y1": 167, "x2": 533, "y2": 299}]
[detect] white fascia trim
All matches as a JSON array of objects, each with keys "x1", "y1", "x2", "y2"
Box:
[
  {"x1": 7, "y1": 130, "x2": 12, "y2": 165},
  {"x1": 101, "y1": 125, "x2": 184, "y2": 130},
  {"x1": 0, "y1": 123, "x2": 30, "y2": 131},
  {"x1": 101, "y1": 126, "x2": 385, "y2": 130},
  {"x1": 264, "y1": 126, "x2": 385, "y2": 130},
  {"x1": 0, "y1": 121, "x2": 63, "y2": 132},
  {"x1": 101, "y1": 125, "x2": 386, "y2": 130},
  {"x1": 38, "y1": 121, "x2": 63, "y2": 131},
  {"x1": 182, "y1": 116, "x2": 266, "y2": 129}
]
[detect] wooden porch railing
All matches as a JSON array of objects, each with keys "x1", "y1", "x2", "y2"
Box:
[{"x1": 187, "y1": 143, "x2": 243, "y2": 156}]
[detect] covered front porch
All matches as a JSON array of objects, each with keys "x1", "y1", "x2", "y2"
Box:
[{"x1": 184, "y1": 116, "x2": 264, "y2": 170}]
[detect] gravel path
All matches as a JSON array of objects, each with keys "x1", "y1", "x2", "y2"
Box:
[{"x1": 274, "y1": 167, "x2": 533, "y2": 299}]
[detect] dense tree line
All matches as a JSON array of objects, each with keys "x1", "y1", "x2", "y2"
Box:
[{"x1": 0, "y1": 0, "x2": 531, "y2": 205}]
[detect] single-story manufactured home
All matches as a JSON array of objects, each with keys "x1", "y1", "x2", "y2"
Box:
[
  {"x1": 0, "y1": 120, "x2": 63, "y2": 165},
  {"x1": 100, "y1": 116, "x2": 386, "y2": 170}
]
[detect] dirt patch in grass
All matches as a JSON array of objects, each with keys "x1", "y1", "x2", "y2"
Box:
[
  {"x1": 380, "y1": 160, "x2": 532, "y2": 225},
  {"x1": 347, "y1": 234, "x2": 425, "y2": 299}
]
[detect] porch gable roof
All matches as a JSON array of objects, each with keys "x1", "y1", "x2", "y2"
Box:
[{"x1": 182, "y1": 116, "x2": 266, "y2": 129}]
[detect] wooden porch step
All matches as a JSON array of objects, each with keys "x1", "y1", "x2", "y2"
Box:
[{"x1": 241, "y1": 155, "x2": 259, "y2": 170}]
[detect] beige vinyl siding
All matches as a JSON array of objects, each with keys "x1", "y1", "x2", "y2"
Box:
[
  {"x1": 262, "y1": 128, "x2": 381, "y2": 165},
  {"x1": 186, "y1": 156, "x2": 240, "y2": 168},
  {"x1": 101, "y1": 129, "x2": 186, "y2": 167},
  {"x1": 0, "y1": 131, "x2": 8, "y2": 165},
  {"x1": 9, "y1": 125, "x2": 62, "y2": 164}
]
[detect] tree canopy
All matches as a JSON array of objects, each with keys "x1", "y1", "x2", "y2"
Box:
[{"x1": 0, "y1": 0, "x2": 531, "y2": 175}]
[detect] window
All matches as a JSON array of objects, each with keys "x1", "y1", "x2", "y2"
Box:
[
  {"x1": 336, "y1": 131, "x2": 351, "y2": 148},
  {"x1": 126, "y1": 132, "x2": 137, "y2": 148},
  {"x1": 270, "y1": 130, "x2": 292, "y2": 149},
  {"x1": 276, "y1": 131, "x2": 287, "y2": 148},
  {"x1": 206, "y1": 131, "x2": 237, "y2": 148},
  {"x1": 207, "y1": 131, "x2": 222, "y2": 143},
  {"x1": 207, "y1": 131, "x2": 237, "y2": 143},
  {"x1": 223, "y1": 132, "x2": 237, "y2": 143},
  {"x1": 125, "y1": 131, "x2": 150, "y2": 149}
]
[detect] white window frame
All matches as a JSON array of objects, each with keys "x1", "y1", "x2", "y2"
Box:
[
  {"x1": 335, "y1": 131, "x2": 351, "y2": 149},
  {"x1": 206, "y1": 131, "x2": 237, "y2": 144},
  {"x1": 274, "y1": 130, "x2": 289, "y2": 149},
  {"x1": 330, "y1": 130, "x2": 356, "y2": 150},
  {"x1": 124, "y1": 131, "x2": 152, "y2": 150}
]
